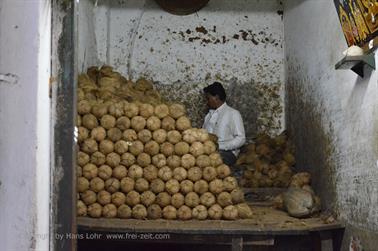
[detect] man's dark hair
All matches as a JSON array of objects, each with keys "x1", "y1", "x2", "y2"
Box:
[{"x1": 203, "y1": 82, "x2": 226, "y2": 101}]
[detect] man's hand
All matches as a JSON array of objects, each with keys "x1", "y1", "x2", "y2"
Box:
[{"x1": 208, "y1": 133, "x2": 219, "y2": 149}]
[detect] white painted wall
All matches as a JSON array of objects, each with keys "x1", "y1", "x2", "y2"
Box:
[
  {"x1": 79, "y1": 0, "x2": 286, "y2": 137},
  {"x1": 78, "y1": 0, "x2": 99, "y2": 72},
  {"x1": 285, "y1": 0, "x2": 378, "y2": 249},
  {"x1": 93, "y1": 0, "x2": 284, "y2": 84},
  {"x1": 0, "y1": 1, "x2": 51, "y2": 250}
]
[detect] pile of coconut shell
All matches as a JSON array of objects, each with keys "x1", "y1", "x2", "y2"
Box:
[
  {"x1": 236, "y1": 132, "x2": 321, "y2": 217},
  {"x1": 237, "y1": 131, "x2": 295, "y2": 188},
  {"x1": 76, "y1": 65, "x2": 253, "y2": 220}
]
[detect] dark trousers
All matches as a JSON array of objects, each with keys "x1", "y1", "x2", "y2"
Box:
[
  {"x1": 219, "y1": 150, "x2": 243, "y2": 181},
  {"x1": 219, "y1": 150, "x2": 237, "y2": 166}
]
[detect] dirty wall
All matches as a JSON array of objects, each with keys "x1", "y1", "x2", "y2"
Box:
[
  {"x1": 78, "y1": 0, "x2": 286, "y2": 139},
  {"x1": 284, "y1": 0, "x2": 378, "y2": 250}
]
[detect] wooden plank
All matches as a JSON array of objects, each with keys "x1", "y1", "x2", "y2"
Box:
[
  {"x1": 77, "y1": 217, "x2": 343, "y2": 236},
  {"x1": 232, "y1": 237, "x2": 243, "y2": 251}
]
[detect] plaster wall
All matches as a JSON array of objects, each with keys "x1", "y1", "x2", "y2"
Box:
[
  {"x1": 0, "y1": 1, "x2": 51, "y2": 250},
  {"x1": 284, "y1": 1, "x2": 378, "y2": 250}
]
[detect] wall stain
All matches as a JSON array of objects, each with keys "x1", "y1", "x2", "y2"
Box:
[
  {"x1": 167, "y1": 26, "x2": 281, "y2": 47},
  {"x1": 154, "y1": 78, "x2": 283, "y2": 141}
]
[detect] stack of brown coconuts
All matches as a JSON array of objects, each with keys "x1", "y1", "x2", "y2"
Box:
[
  {"x1": 237, "y1": 132, "x2": 296, "y2": 188},
  {"x1": 76, "y1": 66, "x2": 253, "y2": 220}
]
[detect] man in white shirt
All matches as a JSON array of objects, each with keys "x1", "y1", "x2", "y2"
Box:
[{"x1": 202, "y1": 82, "x2": 246, "y2": 166}]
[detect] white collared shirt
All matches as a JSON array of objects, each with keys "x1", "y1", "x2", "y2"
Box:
[{"x1": 202, "y1": 103, "x2": 246, "y2": 156}]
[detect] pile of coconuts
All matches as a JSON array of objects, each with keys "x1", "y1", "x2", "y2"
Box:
[
  {"x1": 76, "y1": 65, "x2": 253, "y2": 220},
  {"x1": 237, "y1": 131, "x2": 296, "y2": 188},
  {"x1": 237, "y1": 131, "x2": 321, "y2": 218}
]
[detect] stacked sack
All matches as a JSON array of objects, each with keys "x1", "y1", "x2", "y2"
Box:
[
  {"x1": 237, "y1": 132, "x2": 295, "y2": 188},
  {"x1": 273, "y1": 173, "x2": 321, "y2": 218},
  {"x1": 76, "y1": 66, "x2": 253, "y2": 220}
]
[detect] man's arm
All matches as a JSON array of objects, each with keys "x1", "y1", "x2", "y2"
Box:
[{"x1": 218, "y1": 111, "x2": 246, "y2": 151}]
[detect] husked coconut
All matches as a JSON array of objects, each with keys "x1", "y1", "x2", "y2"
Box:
[
  {"x1": 120, "y1": 177, "x2": 135, "y2": 193},
  {"x1": 82, "y1": 114, "x2": 99, "y2": 130},
  {"x1": 161, "y1": 142, "x2": 174, "y2": 156},
  {"x1": 82, "y1": 163, "x2": 98, "y2": 179},
  {"x1": 169, "y1": 103, "x2": 186, "y2": 119},
  {"x1": 150, "y1": 179, "x2": 165, "y2": 194},
  {"x1": 77, "y1": 200, "x2": 87, "y2": 216},
  {"x1": 147, "y1": 204, "x2": 162, "y2": 219},
  {"x1": 154, "y1": 104, "x2": 170, "y2": 119},
  {"x1": 192, "y1": 205, "x2": 208, "y2": 220},
  {"x1": 131, "y1": 116, "x2": 146, "y2": 132},
  {"x1": 151, "y1": 154, "x2": 166, "y2": 168},
  {"x1": 143, "y1": 165, "x2": 158, "y2": 182},
  {"x1": 202, "y1": 166, "x2": 217, "y2": 182},
  {"x1": 117, "y1": 205, "x2": 132, "y2": 219},
  {"x1": 114, "y1": 140, "x2": 129, "y2": 154},
  {"x1": 77, "y1": 151, "x2": 90, "y2": 167},
  {"x1": 181, "y1": 154, "x2": 196, "y2": 169},
  {"x1": 146, "y1": 116, "x2": 161, "y2": 131},
  {"x1": 81, "y1": 139, "x2": 98, "y2": 154},
  {"x1": 180, "y1": 180, "x2": 194, "y2": 195},
  {"x1": 153, "y1": 129, "x2": 167, "y2": 144},
  {"x1": 140, "y1": 191, "x2": 156, "y2": 207},
  {"x1": 90, "y1": 151, "x2": 105, "y2": 166},
  {"x1": 171, "y1": 193, "x2": 185, "y2": 208},
  {"x1": 137, "y1": 152, "x2": 151, "y2": 167},
  {"x1": 162, "y1": 205, "x2": 177, "y2": 220},
  {"x1": 112, "y1": 165, "x2": 127, "y2": 179},
  {"x1": 132, "y1": 204, "x2": 147, "y2": 219},
  {"x1": 139, "y1": 103, "x2": 154, "y2": 118},
  {"x1": 111, "y1": 192, "x2": 126, "y2": 207},
  {"x1": 122, "y1": 129, "x2": 138, "y2": 141},
  {"x1": 120, "y1": 152, "x2": 135, "y2": 167},
  {"x1": 81, "y1": 190, "x2": 97, "y2": 205},
  {"x1": 116, "y1": 116, "x2": 130, "y2": 130},
  {"x1": 194, "y1": 180, "x2": 209, "y2": 195},
  {"x1": 138, "y1": 129, "x2": 152, "y2": 143},
  {"x1": 173, "y1": 167, "x2": 187, "y2": 181},
  {"x1": 200, "y1": 192, "x2": 216, "y2": 207},
  {"x1": 174, "y1": 142, "x2": 190, "y2": 156},
  {"x1": 165, "y1": 179, "x2": 180, "y2": 195},
  {"x1": 158, "y1": 166, "x2": 173, "y2": 181},
  {"x1": 209, "y1": 179, "x2": 224, "y2": 194},
  {"x1": 106, "y1": 152, "x2": 121, "y2": 167},
  {"x1": 187, "y1": 167, "x2": 202, "y2": 182},
  {"x1": 88, "y1": 203, "x2": 102, "y2": 218},
  {"x1": 90, "y1": 127, "x2": 106, "y2": 141},
  {"x1": 135, "y1": 178, "x2": 149, "y2": 192},
  {"x1": 177, "y1": 205, "x2": 192, "y2": 220},
  {"x1": 128, "y1": 164, "x2": 144, "y2": 179},
  {"x1": 156, "y1": 192, "x2": 171, "y2": 208},
  {"x1": 208, "y1": 204, "x2": 223, "y2": 220},
  {"x1": 99, "y1": 140, "x2": 114, "y2": 154},
  {"x1": 100, "y1": 114, "x2": 115, "y2": 129},
  {"x1": 161, "y1": 116, "x2": 176, "y2": 131},
  {"x1": 176, "y1": 116, "x2": 191, "y2": 131},
  {"x1": 129, "y1": 140, "x2": 144, "y2": 156},
  {"x1": 185, "y1": 192, "x2": 199, "y2": 208},
  {"x1": 167, "y1": 155, "x2": 181, "y2": 168},
  {"x1": 126, "y1": 191, "x2": 141, "y2": 206},
  {"x1": 223, "y1": 205, "x2": 238, "y2": 220},
  {"x1": 124, "y1": 103, "x2": 139, "y2": 118},
  {"x1": 144, "y1": 140, "x2": 160, "y2": 156},
  {"x1": 223, "y1": 176, "x2": 238, "y2": 192},
  {"x1": 105, "y1": 178, "x2": 120, "y2": 193},
  {"x1": 77, "y1": 177, "x2": 89, "y2": 193},
  {"x1": 217, "y1": 192, "x2": 232, "y2": 207}
]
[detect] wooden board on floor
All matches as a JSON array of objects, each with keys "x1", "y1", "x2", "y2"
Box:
[{"x1": 78, "y1": 206, "x2": 343, "y2": 235}]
